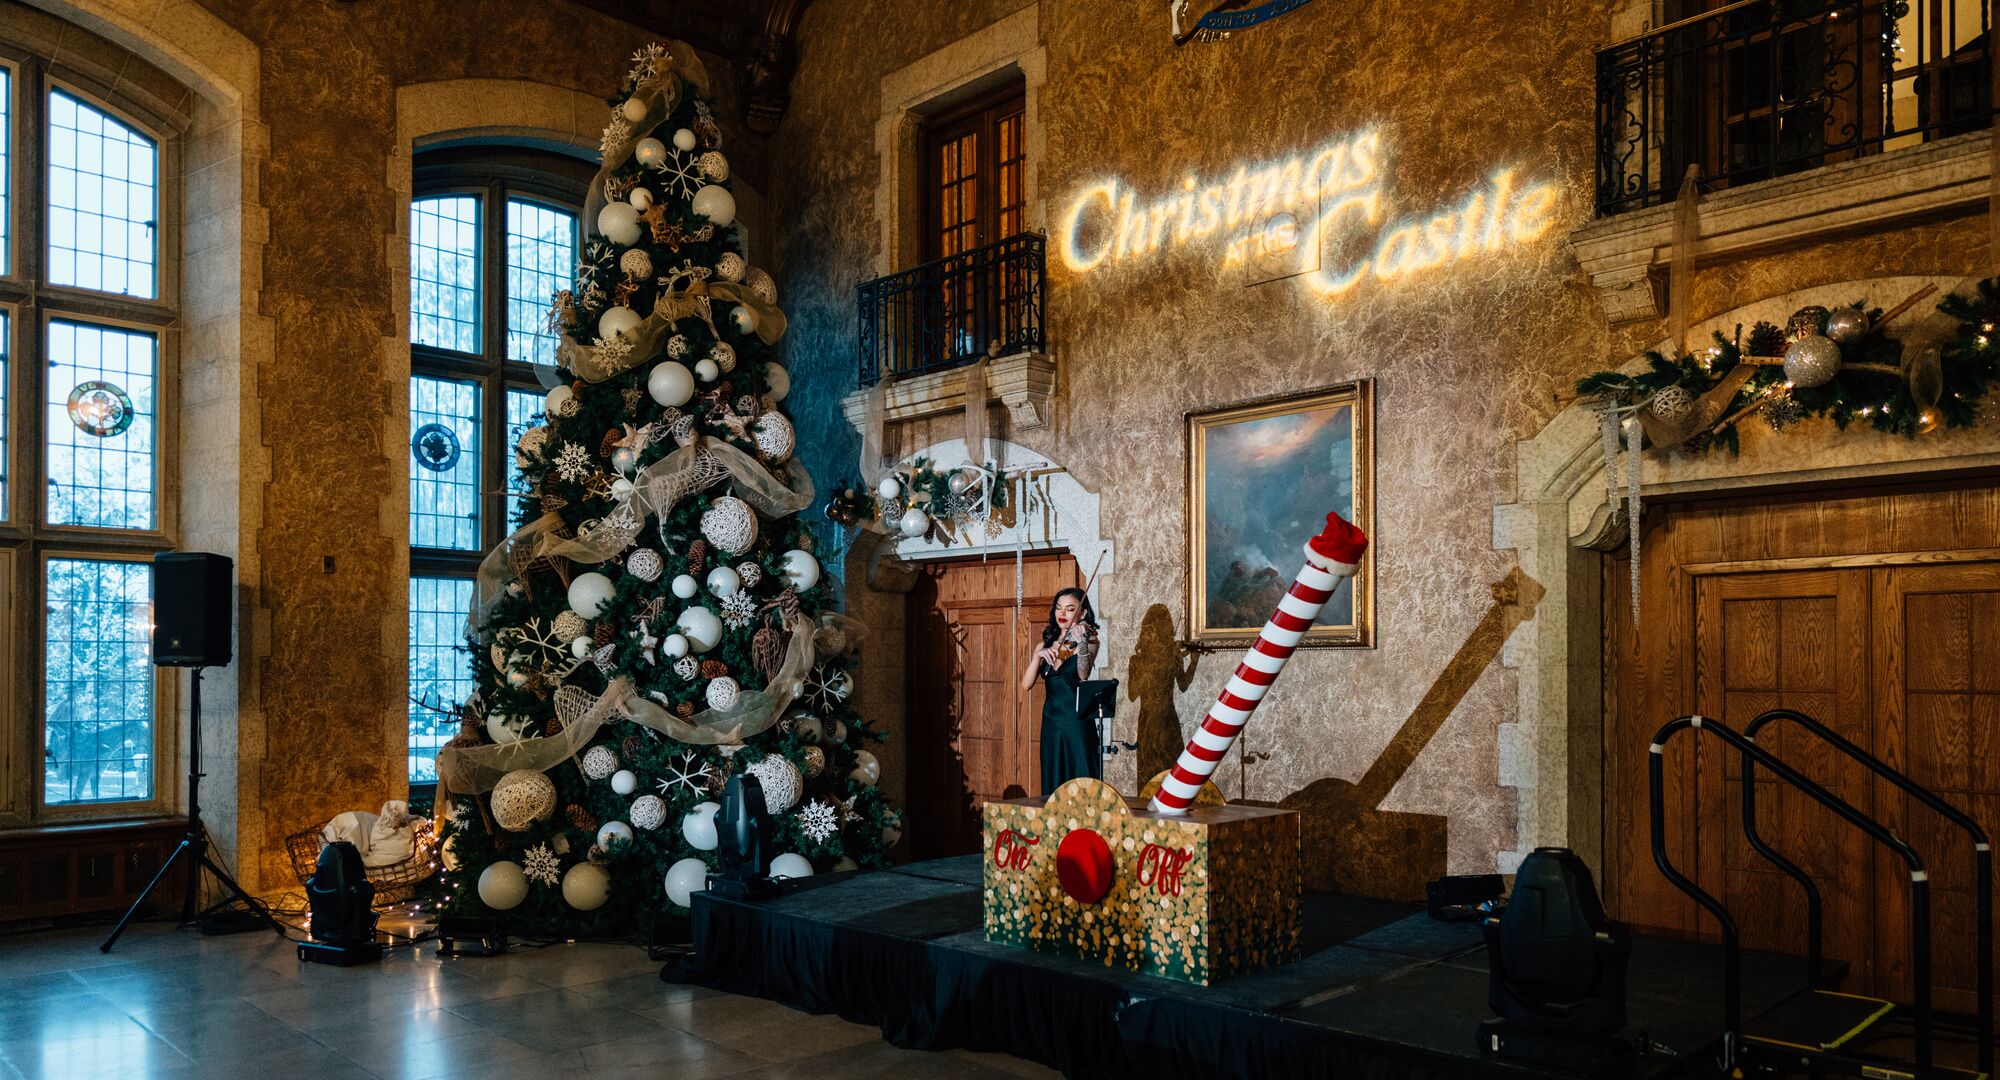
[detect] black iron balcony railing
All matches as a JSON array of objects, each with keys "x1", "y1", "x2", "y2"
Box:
[
  {"x1": 1596, "y1": 0, "x2": 1997, "y2": 217},
  {"x1": 857, "y1": 231, "x2": 1045, "y2": 386}
]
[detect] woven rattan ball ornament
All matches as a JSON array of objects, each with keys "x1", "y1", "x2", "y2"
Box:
[
  {"x1": 714, "y1": 251, "x2": 745, "y2": 282},
  {"x1": 675, "y1": 656, "x2": 699, "y2": 681},
  {"x1": 517, "y1": 426, "x2": 549, "y2": 460},
  {"x1": 710, "y1": 341, "x2": 737, "y2": 373},
  {"x1": 581, "y1": 745, "x2": 619, "y2": 780},
  {"x1": 698, "y1": 151, "x2": 729, "y2": 181},
  {"x1": 667, "y1": 334, "x2": 690, "y2": 358},
  {"x1": 552, "y1": 611, "x2": 588, "y2": 642},
  {"x1": 1786, "y1": 305, "x2": 1830, "y2": 341},
  {"x1": 1648, "y1": 385, "x2": 1693, "y2": 423},
  {"x1": 629, "y1": 794, "x2": 667, "y2": 831},
  {"x1": 705, "y1": 676, "x2": 741, "y2": 711},
  {"x1": 700, "y1": 496, "x2": 759, "y2": 555},
  {"x1": 620, "y1": 248, "x2": 653, "y2": 280},
  {"x1": 491, "y1": 769, "x2": 558, "y2": 832},
  {"x1": 735, "y1": 561, "x2": 763, "y2": 588},
  {"x1": 627, "y1": 548, "x2": 664, "y2": 582},
  {"x1": 747, "y1": 755, "x2": 802, "y2": 814},
  {"x1": 753, "y1": 412, "x2": 795, "y2": 462},
  {"x1": 801, "y1": 745, "x2": 826, "y2": 778},
  {"x1": 745, "y1": 267, "x2": 777, "y2": 305}
]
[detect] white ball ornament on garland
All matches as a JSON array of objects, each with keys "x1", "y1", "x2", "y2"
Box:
[
  {"x1": 633, "y1": 136, "x2": 668, "y2": 168},
  {"x1": 567, "y1": 572, "x2": 616, "y2": 619},
  {"x1": 546, "y1": 384, "x2": 577, "y2": 418},
  {"x1": 664, "y1": 856, "x2": 709, "y2": 907},
  {"x1": 672, "y1": 573, "x2": 699, "y2": 600},
  {"x1": 1648, "y1": 385, "x2": 1694, "y2": 423},
  {"x1": 695, "y1": 357, "x2": 720, "y2": 382},
  {"x1": 795, "y1": 714, "x2": 824, "y2": 745},
  {"x1": 647, "y1": 362, "x2": 695, "y2": 408},
  {"x1": 441, "y1": 832, "x2": 463, "y2": 872},
  {"x1": 850, "y1": 749, "x2": 881, "y2": 786},
  {"x1": 598, "y1": 305, "x2": 641, "y2": 343},
  {"x1": 769, "y1": 853, "x2": 814, "y2": 880},
  {"x1": 747, "y1": 755, "x2": 803, "y2": 814},
  {"x1": 753, "y1": 412, "x2": 795, "y2": 462},
  {"x1": 597, "y1": 201, "x2": 643, "y2": 246},
  {"x1": 618, "y1": 97, "x2": 648, "y2": 123},
  {"x1": 571, "y1": 637, "x2": 592, "y2": 659},
  {"x1": 610, "y1": 770, "x2": 639, "y2": 796},
  {"x1": 780, "y1": 549, "x2": 820, "y2": 591},
  {"x1": 705, "y1": 676, "x2": 741, "y2": 711},
  {"x1": 898, "y1": 507, "x2": 931, "y2": 539},
  {"x1": 491, "y1": 769, "x2": 558, "y2": 831},
  {"x1": 672, "y1": 127, "x2": 698, "y2": 152},
  {"x1": 680, "y1": 801, "x2": 721, "y2": 850},
  {"x1": 744, "y1": 267, "x2": 777, "y2": 305},
  {"x1": 1783, "y1": 334, "x2": 1842, "y2": 389},
  {"x1": 691, "y1": 185, "x2": 737, "y2": 226},
  {"x1": 580, "y1": 745, "x2": 620, "y2": 780},
  {"x1": 477, "y1": 861, "x2": 529, "y2": 910},
  {"x1": 596, "y1": 819, "x2": 634, "y2": 851},
  {"x1": 628, "y1": 186, "x2": 655, "y2": 213},
  {"x1": 560, "y1": 862, "x2": 611, "y2": 911},
  {"x1": 714, "y1": 251, "x2": 746, "y2": 282},
  {"x1": 627, "y1": 549, "x2": 664, "y2": 583},
  {"x1": 876, "y1": 476, "x2": 902, "y2": 501},
  {"x1": 705, "y1": 566, "x2": 742, "y2": 598},
  {"x1": 765, "y1": 363, "x2": 790, "y2": 402},
  {"x1": 700, "y1": 496, "x2": 759, "y2": 554},
  {"x1": 730, "y1": 304, "x2": 759, "y2": 336},
  {"x1": 629, "y1": 795, "x2": 667, "y2": 831},
  {"x1": 677, "y1": 606, "x2": 723, "y2": 652}
]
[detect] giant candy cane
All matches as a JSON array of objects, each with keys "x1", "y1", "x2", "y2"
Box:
[{"x1": 1150, "y1": 511, "x2": 1368, "y2": 814}]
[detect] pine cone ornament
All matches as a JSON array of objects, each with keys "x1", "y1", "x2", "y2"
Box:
[
  {"x1": 687, "y1": 539, "x2": 708, "y2": 574},
  {"x1": 544, "y1": 713, "x2": 565, "y2": 737},
  {"x1": 752, "y1": 625, "x2": 786, "y2": 680},
  {"x1": 675, "y1": 701, "x2": 696, "y2": 719},
  {"x1": 598, "y1": 429, "x2": 622, "y2": 459},
  {"x1": 567, "y1": 804, "x2": 597, "y2": 832},
  {"x1": 595, "y1": 621, "x2": 616, "y2": 647},
  {"x1": 699, "y1": 658, "x2": 729, "y2": 679},
  {"x1": 622, "y1": 733, "x2": 645, "y2": 759}
]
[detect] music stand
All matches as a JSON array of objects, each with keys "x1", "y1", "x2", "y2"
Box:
[{"x1": 1077, "y1": 679, "x2": 1119, "y2": 779}]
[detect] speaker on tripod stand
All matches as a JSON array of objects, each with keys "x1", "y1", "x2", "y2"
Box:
[{"x1": 101, "y1": 552, "x2": 281, "y2": 952}]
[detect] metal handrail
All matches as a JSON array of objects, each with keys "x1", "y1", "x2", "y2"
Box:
[
  {"x1": 1744, "y1": 706, "x2": 1991, "y2": 1077},
  {"x1": 856, "y1": 231, "x2": 1046, "y2": 386},
  {"x1": 1650, "y1": 714, "x2": 1933, "y2": 1076}
]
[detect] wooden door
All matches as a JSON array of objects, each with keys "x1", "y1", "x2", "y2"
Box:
[
  {"x1": 905, "y1": 552, "x2": 1078, "y2": 859},
  {"x1": 1693, "y1": 569, "x2": 1875, "y2": 983},
  {"x1": 1873, "y1": 562, "x2": 2000, "y2": 1013}
]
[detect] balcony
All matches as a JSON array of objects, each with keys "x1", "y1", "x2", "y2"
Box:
[
  {"x1": 1596, "y1": 0, "x2": 1996, "y2": 217},
  {"x1": 857, "y1": 231, "x2": 1045, "y2": 385}
]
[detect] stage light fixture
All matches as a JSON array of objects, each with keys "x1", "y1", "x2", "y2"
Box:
[
  {"x1": 709, "y1": 773, "x2": 780, "y2": 900},
  {"x1": 1478, "y1": 847, "x2": 1634, "y2": 1075},
  {"x1": 298, "y1": 841, "x2": 383, "y2": 966}
]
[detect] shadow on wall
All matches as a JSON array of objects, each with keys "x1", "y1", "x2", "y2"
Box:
[
  {"x1": 1127, "y1": 604, "x2": 1202, "y2": 783},
  {"x1": 1243, "y1": 567, "x2": 1546, "y2": 902}
]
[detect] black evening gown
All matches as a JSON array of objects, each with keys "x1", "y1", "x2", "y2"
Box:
[{"x1": 1039, "y1": 652, "x2": 1099, "y2": 796}]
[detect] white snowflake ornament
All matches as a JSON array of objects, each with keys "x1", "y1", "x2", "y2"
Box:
[
  {"x1": 554, "y1": 442, "x2": 593, "y2": 483},
  {"x1": 798, "y1": 800, "x2": 838, "y2": 843},
  {"x1": 523, "y1": 844, "x2": 561, "y2": 887},
  {"x1": 720, "y1": 591, "x2": 758, "y2": 629}
]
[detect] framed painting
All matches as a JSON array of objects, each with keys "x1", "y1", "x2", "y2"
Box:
[{"x1": 1185, "y1": 381, "x2": 1372, "y2": 650}]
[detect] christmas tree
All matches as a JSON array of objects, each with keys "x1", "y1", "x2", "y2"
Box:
[{"x1": 434, "y1": 41, "x2": 899, "y2": 934}]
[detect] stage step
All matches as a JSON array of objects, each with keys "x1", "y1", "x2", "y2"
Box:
[{"x1": 1740, "y1": 989, "x2": 1988, "y2": 1079}]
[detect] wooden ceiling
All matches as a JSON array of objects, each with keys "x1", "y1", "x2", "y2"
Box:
[{"x1": 566, "y1": 0, "x2": 814, "y2": 134}]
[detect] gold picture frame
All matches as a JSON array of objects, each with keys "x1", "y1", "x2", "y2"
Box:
[{"x1": 1185, "y1": 381, "x2": 1373, "y2": 650}]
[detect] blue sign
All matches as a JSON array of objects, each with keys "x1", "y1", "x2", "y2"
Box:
[{"x1": 412, "y1": 422, "x2": 462, "y2": 472}]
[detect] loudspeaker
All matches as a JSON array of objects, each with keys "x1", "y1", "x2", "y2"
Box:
[{"x1": 153, "y1": 552, "x2": 232, "y2": 668}]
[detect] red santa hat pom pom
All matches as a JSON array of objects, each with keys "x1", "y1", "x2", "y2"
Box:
[{"x1": 1305, "y1": 510, "x2": 1368, "y2": 575}]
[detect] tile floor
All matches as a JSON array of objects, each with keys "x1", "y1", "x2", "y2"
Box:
[{"x1": 0, "y1": 920, "x2": 1058, "y2": 1080}]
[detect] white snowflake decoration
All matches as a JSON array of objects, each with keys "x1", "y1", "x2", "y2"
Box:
[
  {"x1": 629, "y1": 43, "x2": 667, "y2": 83},
  {"x1": 674, "y1": 656, "x2": 699, "y2": 681},
  {"x1": 803, "y1": 664, "x2": 852, "y2": 712},
  {"x1": 799, "y1": 800, "x2": 838, "y2": 843},
  {"x1": 658, "y1": 750, "x2": 715, "y2": 796},
  {"x1": 599, "y1": 115, "x2": 633, "y2": 156},
  {"x1": 593, "y1": 336, "x2": 634, "y2": 369},
  {"x1": 523, "y1": 844, "x2": 561, "y2": 887},
  {"x1": 720, "y1": 591, "x2": 758, "y2": 629},
  {"x1": 653, "y1": 149, "x2": 704, "y2": 199},
  {"x1": 554, "y1": 442, "x2": 592, "y2": 483}
]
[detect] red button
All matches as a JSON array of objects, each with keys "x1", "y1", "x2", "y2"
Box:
[{"x1": 1056, "y1": 828, "x2": 1114, "y2": 904}]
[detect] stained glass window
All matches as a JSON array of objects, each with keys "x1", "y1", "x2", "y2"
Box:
[
  {"x1": 411, "y1": 195, "x2": 480, "y2": 354},
  {"x1": 408, "y1": 576, "x2": 474, "y2": 784},
  {"x1": 47, "y1": 89, "x2": 158, "y2": 298},
  {"x1": 44, "y1": 558, "x2": 153, "y2": 805},
  {"x1": 410, "y1": 375, "x2": 481, "y2": 551},
  {"x1": 45, "y1": 319, "x2": 157, "y2": 529}
]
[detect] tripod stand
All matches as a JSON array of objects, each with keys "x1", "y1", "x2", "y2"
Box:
[{"x1": 101, "y1": 667, "x2": 280, "y2": 952}]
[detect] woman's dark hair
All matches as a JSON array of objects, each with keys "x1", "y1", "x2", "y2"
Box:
[{"x1": 1041, "y1": 587, "x2": 1098, "y2": 647}]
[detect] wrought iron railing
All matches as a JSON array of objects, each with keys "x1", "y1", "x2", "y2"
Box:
[
  {"x1": 857, "y1": 231, "x2": 1045, "y2": 385},
  {"x1": 1596, "y1": 0, "x2": 1996, "y2": 216}
]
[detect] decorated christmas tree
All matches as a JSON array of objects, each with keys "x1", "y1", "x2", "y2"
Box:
[{"x1": 433, "y1": 41, "x2": 899, "y2": 934}]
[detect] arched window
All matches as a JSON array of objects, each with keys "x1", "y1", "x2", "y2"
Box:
[
  {"x1": 0, "y1": 46, "x2": 188, "y2": 824},
  {"x1": 407, "y1": 146, "x2": 590, "y2": 787}
]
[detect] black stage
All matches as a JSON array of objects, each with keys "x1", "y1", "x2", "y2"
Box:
[{"x1": 664, "y1": 855, "x2": 1819, "y2": 1079}]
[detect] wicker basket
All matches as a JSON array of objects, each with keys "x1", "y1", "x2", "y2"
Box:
[{"x1": 284, "y1": 815, "x2": 438, "y2": 907}]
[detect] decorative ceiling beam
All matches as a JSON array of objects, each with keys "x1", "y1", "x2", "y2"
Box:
[{"x1": 742, "y1": 0, "x2": 812, "y2": 135}]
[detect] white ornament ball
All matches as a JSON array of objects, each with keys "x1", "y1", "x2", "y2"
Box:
[
  {"x1": 611, "y1": 447, "x2": 639, "y2": 476},
  {"x1": 633, "y1": 136, "x2": 668, "y2": 169},
  {"x1": 627, "y1": 549, "x2": 663, "y2": 582},
  {"x1": 795, "y1": 715, "x2": 824, "y2": 744},
  {"x1": 647, "y1": 361, "x2": 695, "y2": 408},
  {"x1": 568, "y1": 572, "x2": 616, "y2": 619},
  {"x1": 597, "y1": 201, "x2": 643, "y2": 246},
  {"x1": 754, "y1": 412, "x2": 795, "y2": 462},
  {"x1": 697, "y1": 150, "x2": 730, "y2": 181},
  {"x1": 672, "y1": 127, "x2": 697, "y2": 152},
  {"x1": 700, "y1": 496, "x2": 759, "y2": 555},
  {"x1": 705, "y1": 566, "x2": 742, "y2": 598},
  {"x1": 691, "y1": 185, "x2": 737, "y2": 227},
  {"x1": 780, "y1": 549, "x2": 820, "y2": 591},
  {"x1": 664, "y1": 633, "x2": 690, "y2": 659},
  {"x1": 672, "y1": 573, "x2": 699, "y2": 600},
  {"x1": 490, "y1": 770, "x2": 558, "y2": 832},
  {"x1": 695, "y1": 358, "x2": 720, "y2": 382},
  {"x1": 580, "y1": 745, "x2": 620, "y2": 780},
  {"x1": 876, "y1": 476, "x2": 902, "y2": 500},
  {"x1": 898, "y1": 507, "x2": 931, "y2": 538},
  {"x1": 561, "y1": 862, "x2": 611, "y2": 911},
  {"x1": 610, "y1": 770, "x2": 639, "y2": 796},
  {"x1": 1783, "y1": 334, "x2": 1842, "y2": 389},
  {"x1": 849, "y1": 749, "x2": 881, "y2": 786},
  {"x1": 681, "y1": 801, "x2": 721, "y2": 851},
  {"x1": 571, "y1": 636, "x2": 592, "y2": 659},
  {"x1": 664, "y1": 856, "x2": 709, "y2": 907},
  {"x1": 828, "y1": 671, "x2": 852, "y2": 702},
  {"x1": 710, "y1": 341, "x2": 737, "y2": 373},
  {"x1": 596, "y1": 820, "x2": 634, "y2": 851},
  {"x1": 677, "y1": 606, "x2": 723, "y2": 652},
  {"x1": 485, "y1": 712, "x2": 529, "y2": 744},
  {"x1": 730, "y1": 304, "x2": 759, "y2": 336},
  {"x1": 628, "y1": 186, "x2": 654, "y2": 213},
  {"x1": 546, "y1": 384, "x2": 577, "y2": 419},
  {"x1": 619, "y1": 97, "x2": 648, "y2": 123},
  {"x1": 747, "y1": 755, "x2": 803, "y2": 813},
  {"x1": 882, "y1": 823, "x2": 903, "y2": 847},
  {"x1": 769, "y1": 853, "x2": 814, "y2": 881},
  {"x1": 744, "y1": 267, "x2": 777, "y2": 306},
  {"x1": 629, "y1": 795, "x2": 667, "y2": 831},
  {"x1": 705, "y1": 676, "x2": 741, "y2": 711},
  {"x1": 834, "y1": 856, "x2": 858, "y2": 873},
  {"x1": 715, "y1": 251, "x2": 746, "y2": 282},
  {"x1": 598, "y1": 305, "x2": 641, "y2": 343},
  {"x1": 441, "y1": 832, "x2": 463, "y2": 872},
  {"x1": 765, "y1": 363, "x2": 790, "y2": 402},
  {"x1": 619, "y1": 248, "x2": 654, "y2": 280},
  {"x1": 477, "y1": 861, "x2": 529, "y2": 911}
]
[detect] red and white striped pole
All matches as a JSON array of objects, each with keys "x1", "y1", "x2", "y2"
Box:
[{"x1": 1150, "y1": 511, "x2": 1368, "y2": 815}]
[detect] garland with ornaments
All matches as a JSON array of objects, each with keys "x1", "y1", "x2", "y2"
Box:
[
  {"x1": 1575, "y1": 280, "x2": 2000, "y2": 454},
  {"x1": 831, "y1": 457, "x2": 1009, "y2": 540},
  {"x1": 433, "y1": 42, "x2": 899, "y2": 936}
]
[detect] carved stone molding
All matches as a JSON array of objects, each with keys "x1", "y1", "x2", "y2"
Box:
[
  {"x1": 839, "y1": 351, "x2": 1056, "y2": 431},
  {"x1": 1569, "y1": 131, "x2": 1994, "y2": 324}
]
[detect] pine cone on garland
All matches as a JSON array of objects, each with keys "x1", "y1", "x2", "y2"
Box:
[
  {"x1": 699, "y1": 658, "x2": 729, "y2": 679},
  {"x1": 599, "y1": 429, "x2": 623, "y2": 459},
  {"x1": 595, "y1": 622, "x2": 616, "y2": 647},
  {"x1": 676, "y1": 702, "x2": 696, "y2": 719},
  {"x1": 687, "y1": 539, "x2": 708, "y2": 575},
  {"x1": 752, "y1": 625, "x2": 786, "y2": 680},
  {"x1": 544, "y1": 713, "x2": 565, "y2": 737},
  {"x1": 622, "y1": 733, "x2": 645, "y2": 759},
  {"x1": 567, "y1": 804, "x2": 597, "y2": 832}
]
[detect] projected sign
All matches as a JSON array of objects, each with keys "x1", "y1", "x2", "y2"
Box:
[{"x1": 1057, "y1": 129, "x2": 1557, "y2": 299}]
